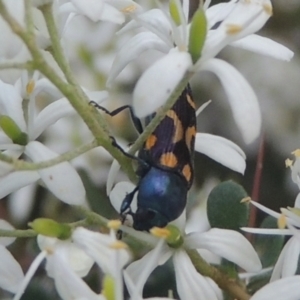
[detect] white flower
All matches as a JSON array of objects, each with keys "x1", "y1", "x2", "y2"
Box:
[
  {"x1": 121, "y1": 218, "x2": 261, "y2": 300},
  {"x1": 0, "y1": 72, "x2": 106, "y2": 205},
  {"x1": 60, "y1": 0, "x2": 141, "y2": 25},
  {"x1": 14, "y1": 225, "x2": 130, "y2": 300},
  {"x1": 0, "y1": 220, "x2": 24, "y2": 294},
  {"x1": 242, "y1": 150, "x2": 300, "y2": 281},
  {"x1": 108, "y1": 0, "x2": 293, "y2": 144}
]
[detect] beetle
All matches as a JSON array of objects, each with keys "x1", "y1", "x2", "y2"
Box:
[{"x1": 92, "y1": 85, "x2": 196, "y2": 231}]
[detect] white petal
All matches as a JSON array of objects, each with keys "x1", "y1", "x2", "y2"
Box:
[
  {"x1": 251, "y1": 276, "x2": 300, "y2": 300},
  {"x1": 71, "y1": 0, "x2": 104, "y2": 22},
  {"x1": 0, "y1": 245, "x2": 24, "y2": 293},
  {"x1": 118, "y1": 9, "x2": 172, "y2": 44},
  {"x1": 186, "y1": 228, "x2": 262, "y2": 272},
  {"x1": 38, "y1": 236, "x2": 93, "y2": 280},
  {"x1": 231, "y1": 34, "x2": 294, "y2": 61},
  {"x1": 25, "y1": 141, "x2": 86, "y2": 205},
  {"x1": 199, "y1": 58, "x2": 261, "y2": 144},
  {"x1": 173, "y1": 250, "x2": 220, "y2": 300},
  {"x1": 109, "y1": 181, "x2": 137, "y2": 213},
  {"x1": 219, "y1": 0, "x2": 272, "y2": 40},
  {"x1": 33, "y1": 98, "x2": 73, "y2": 139},
  {"x1": 98, "y1": 3, "x2": 125, "y2": 24},
  {"x1": 270, "y1": 237, "x2": 300, "y2": 281},
  {"x1": 133, "y1": 51, "x2": 192, "y2": 118},
  {"x1": 72, "y1": 227, "x2": 130, "y2": 275},
  {"x1": 9, "y1": 184, "x2": 36, "y2": 224},
  {"x1": 241, "y1": 227, "x2": 292, "y2": 235},
  {"x1": 0, "y1": 80, "x2": 26, "y2": 132},
  {"x1": 0, "y1": 171, "x2": 39, "y2": 199},
  {"x1": 107, "y1": 32, "x2": 169, "y2": 86},
  {"x1": 195, "y1": 133, "x2": 246, "y2": 174},
  {"x1": 106, "y1": 158, "x2": 121, "y2": 196},
  {"x1": 49, "y1": 246, "x2": 101, "y2": 300},
  {"x1": 126, "y1": 240, "x2": 171, "y2": 297},
  {"x1": 0, "y1": 219, "x2": 15, "y2": 246},
  {"x1": 0, "y1": 0, "x2": 24, "y2": 59},
  {"x1": 33, "y1": 91, "x2": 107, "y2": 139}
]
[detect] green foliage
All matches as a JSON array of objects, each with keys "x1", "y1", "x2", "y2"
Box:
[
  {"x1": 207, "y1": 180, "x2": 249, "y2": 231},
  {"x1": 253, "y1": 216, "x2": 284, "y2": 268}
]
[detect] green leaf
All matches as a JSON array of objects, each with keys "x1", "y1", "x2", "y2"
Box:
[
  {"x1": 188, "y1": 9, "x2": 207, "y2": 64},
  {"x1": 0, "y1": 115, "x2": 28, "y2": 145},
  {"x1": 253, "y1": 216, "x2": 284, "y2": 268},
  {"x1": 29, "y1": 218, "x2": 71, "y2": 240},
  {"x1": 207, "y1": 180, "x2": 249, "y2": 231}
]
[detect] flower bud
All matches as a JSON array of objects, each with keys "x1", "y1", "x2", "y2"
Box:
[
  {"x1": 0, "y1": 115, "x2": 27, "y2": 145},
  {"x1": 29, "y1": 218, "x2": 71, "y2": 240}
]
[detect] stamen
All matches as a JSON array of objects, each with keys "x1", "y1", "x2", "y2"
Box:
[
  {"x1": 226, "y1": 24, "x2": 243, "y2": 35},
  {"x1": 110, "y1": 240, "x2": 128, "y2": 250},
  {"x1": 121, "y1": 4, "x2": 137, "y2": 13},
  {"x1": 150, "y1": 227, "x2": 170, "y2": 238},
  {"x1": 107, "y1": 220, "x2": 122, "y2": 230},
  {"x1": 241, "y1": 196, "x2": 251, "y2": 203},
  {"x1": 26, "y1": 80, "x2": 35, "y2": 95},
  {"x1": 285, "y1": 158, "x2": 293, "y2": 168},
  {"x1": 277, "y1": 214, "x2": 286, "y2": 229}
]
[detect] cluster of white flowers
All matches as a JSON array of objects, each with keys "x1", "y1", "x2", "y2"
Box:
[{"x1": 0, "y1": 0, "x2": 297, "y2": 299}]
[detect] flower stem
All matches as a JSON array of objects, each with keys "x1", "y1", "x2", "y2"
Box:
[
  {"x1": 186, "y1": 249, "x2": 250, "y2": 300},
  {"x1": 129, "y1": 72, "x2": 192, "y2": 155}
]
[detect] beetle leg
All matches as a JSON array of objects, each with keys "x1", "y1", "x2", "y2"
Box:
[
  {"x1": 90, "y1": 102, "x2": 143, "y2": 134},
  {"x1": 120, "y1": 186, "x2": 139, "y2": 216}
]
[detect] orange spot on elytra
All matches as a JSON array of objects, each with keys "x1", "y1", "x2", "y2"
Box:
[
  {"x1": 186, "y1": 94, "x2": 196, "y2": 109},
  {"x1": 185, "y1": 126, "x2": 196, "y2": 151},
  {"x1": 166, "y1": 110, "x2": 183, "y2": 143},
  {"x1": 160, "y1": 152, "x2": 178, "y2": 168},
  {"x1": 145, "y1": 134, "x2": 157, "y2": 150},
  {"x1": 182, "y1": 164, "x2": 191, "y2": 182}
]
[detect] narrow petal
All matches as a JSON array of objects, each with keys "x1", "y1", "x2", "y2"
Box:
[
  {"x1": 133, "y1": 50, "x2": 192, "y2": 118},
  {"x1": 173, "y1": 250, "x2": 220, "y2": 300},
  {"x1": 33, "y1": 91, "x2": 108, "y2": 139},
  {"x1": 106, "y1": 158, "x2": 121, "y2": 195},
  {"x1": 272, "y1": 237, "x2": 300, "y2": 280},
  {"x1": 98, "y1": 3, "x2": 125, "y2": 24},
  {"x1": 198, "y1": 58, "x2": 261, "y2": 144},
  {"x1": 72, "y1": 227, "x2": 130, "y2": 275},
  {"x1": 231, "y1": 34, "x2": 294, "y2": 61},
  {"x1": 126, "y1": 240, "x2": 171, "y2": 297},
  {"x1": 0, "y1": 80, "x2": 26, "y2": 132},
  {"x1": 49, "y1": 247, "x2": 101, "y2": 300},
  {"x1": 0, "y1": 245, "x2": 24, "y2": 293},
  {"x1": 195, "y1": 133, "x2": 246, "y2": 174},
  {"x1": 71, "y1": 0, "x2": 104, "y2": 22},
  {"x1": 107, "y1": 32, "x2": 169, "y2": 86},
  {"x1": 25, "y1": 141, "x2": 86, "y2": 205},
  {"x1": 251, "y1": 276, "x2": 300, "y2": 300},
  {"x1": 241, "y1": 227, "x2": 292, "y2": 235},
  {"x1": 0, "y1": 171, "x2": 39, "y2": 199},
  {"x1": 186, "y1": 228, "x2": 262, "y2": 272}
]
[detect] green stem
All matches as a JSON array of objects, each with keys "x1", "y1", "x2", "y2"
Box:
[
  {"x1": 0, "y1": 229, "x2": 36, "y2": 238},
  {"x1": 186, "y1": 249, "x2": 250, "y2": 300},
  {"x1": 24, "y1": 0, "x2": 34, "y2": 35},
  {"x1": 75, "y1": 206, "x2": 109, "y2": 227},
  {"x1": 0, "y1": 61, "x2": 34, "y2": 70},
  {"x1": 128, "y1": 73, "x2": 192, "y2": 155}
]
